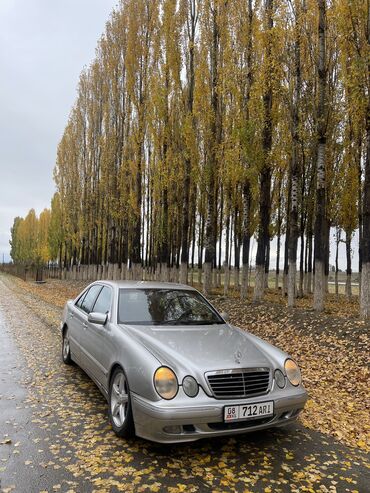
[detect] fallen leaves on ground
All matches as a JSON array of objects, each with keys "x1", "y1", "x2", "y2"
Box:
[
  {"x1": 210, "y1": 293, "x2": 370, "y2": 452},
  {"x1": 0, "y1": 273, "x2": 369, "y2": 493},
  {"x1": 6, "y1": 274, "x2": 369, "y2": 452}
]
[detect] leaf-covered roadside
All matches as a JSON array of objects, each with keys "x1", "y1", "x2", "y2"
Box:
[{"x1": 211, "y1": 294, "x2": 369, "y2": 453}]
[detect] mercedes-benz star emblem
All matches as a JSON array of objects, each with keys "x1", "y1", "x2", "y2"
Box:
[{"x1": 234, "y1": 350, "x2": 242, "y2": 364}]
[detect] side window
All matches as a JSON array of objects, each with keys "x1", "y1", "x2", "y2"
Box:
[
  {"x1": 75, "y1": 289, "x2": 88, "y2": 309},
  {"x1": 92, "y1": 286, "x2": 112, "y2": 315},
  {"x1": 80, "y1": 285, "x2": 103, "y2": 314}
]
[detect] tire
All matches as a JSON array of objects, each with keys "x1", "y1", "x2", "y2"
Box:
[
  {"x1": 108, "y1": 367, "x2": 135, "y2": 438},
  {"x1": 62, "y1": 327, "x2": 72, "y2": 365}
]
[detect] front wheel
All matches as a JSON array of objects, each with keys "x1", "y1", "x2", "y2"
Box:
[
  {"x1": 108, "y1": 367, "x2": 135, "y2": 438},
  {"x1": 62, "y1": 327, "x2": 72, "y2": 365}
]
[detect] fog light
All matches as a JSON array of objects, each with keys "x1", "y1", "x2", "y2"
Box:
[
  {"x1": 274, "y1": 369, "x2": 286, "y2": 389},
  {"x1": 163, "y1": 425, "x2": 182, "y2": 434}
]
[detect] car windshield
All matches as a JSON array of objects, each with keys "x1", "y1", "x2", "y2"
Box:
[{"x1": 118, "y1": 289, "x2": 225, "y2": 326}]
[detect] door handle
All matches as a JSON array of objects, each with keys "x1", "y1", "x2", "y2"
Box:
[
  {"x1": 69, "y1": 313, "x2": 74, "y2": 318},
  {"x1": 82, "y1": 322, "x2": 88, "y2": 329}
]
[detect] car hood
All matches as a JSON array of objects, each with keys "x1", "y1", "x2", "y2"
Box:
[{"x1": 121, "y1": 322, "x2": 276, "y2": 382}]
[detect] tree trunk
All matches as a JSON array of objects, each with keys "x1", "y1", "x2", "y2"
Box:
[
  {"x1": 298, "y1": 229, "x2": 304, "y2": 297},
  {"x1": 203, "y1": 6, "x2": 220, "y2": 295},
  {"x1": 198, "y1": 211, "x2": 204, "y2": 285},
  {"x1": 304, "y1": 249, "x2": 309, "y2": 294},
  {"x1": 288, "y1": 2, "x2": 301, "y2": 308},
  {"x1": 264, "y1": 240, "x2": 270, "y2": 289},
  {"x1": 190, "y1": 202, "x2": 196, "y2": 285},
  {"x1": 288, "y1": 176, "x2": 299, "y2": 306},
  {"x1": 335, "y1": 227, "x2": 340, "y2": 297},
  {"x1": 325, "y1": 221, "x2": 330, "y2": 294},
  {"x1": 217, "y1": 190, "x2": 223, "y2": 288},
  {"x1": 241, "y1": 184, "x2": 251, "y2": 299},
  {"x1": 283, "y1": 181, "x2": 292, "y2": 296},
  {"x1": 253, "y1": 175, "x2": 271, "y2": 301},
  {"x1": 224, "y1": 203, "x2": 231, "y2": 295},
  {"x1": 307, "y1": 224, "x2": 313, "y2": 294},
  {"x1": 357, "y1": 135, "x2": 363, "y2": 296},
  {"x1": 360, "y1": 98, "x2": 370, "y2": 317},
  {"x1": 344, "y1": 229, "x2": 352, "y2": 299},
  {"x1": 275, "y1": 180, "x2": 282, "y2": 290},
  {"x1": 180, "y1": 1, "x2": 197, "y2": 285},
  {"x1": 304, "y1": 227, "x2": 308, "y2": 293},
  {"x1": 360, "y1": 2, "x2": 370, "y2": 316},
  {"x1": 254, "y1": 171, "x2": 271, "y2": 298},
  {"x1": 131, "y1": 158, "x2": 142, "y2": 279},
  {"x1": 234, "y1": 206, "x2": 240, "y2": 290},
  {"x1": 241, "y1": 0, "x2": 253, "y2": 300},
  {"x1": 160, "y1": 189, "x2": 170, "y2": 282},
  {"x1": 313, "y1": 0, "x2": 327, "y2": 312},
  {"x1": 254, "y1": 0, "x2": 273, "y2": 302}
]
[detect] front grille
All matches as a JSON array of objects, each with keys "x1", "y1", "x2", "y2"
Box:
[{"x1": 206, "y1": 368, "x2": 270, "y2": 399}]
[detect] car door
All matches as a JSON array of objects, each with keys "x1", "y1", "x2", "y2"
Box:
[
  {"x1": 67, "y1": 288, "x2": 89, "y2": 363},
  {"x1": 82, "y1": 285, "x2": 113, "y2": 390},
  {"x1": 77, "y1": 284, "x2": 103, "y2": 376}
]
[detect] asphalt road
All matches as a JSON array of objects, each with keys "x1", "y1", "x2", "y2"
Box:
[{"x1": 0, "y1": 276, "x2": 368, "y2": 493}]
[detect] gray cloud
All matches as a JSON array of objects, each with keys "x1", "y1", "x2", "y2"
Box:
[{"x1": 0, "y1": 0, "x2": 117, "y2": 260}]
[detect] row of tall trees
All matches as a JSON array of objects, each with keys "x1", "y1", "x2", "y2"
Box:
[
  {"x1": 10, "y1": 209, "x2": 52, "y2": 266},
  {"x1": 10, "y1": 0, "x2": 369, "y2": 318}
]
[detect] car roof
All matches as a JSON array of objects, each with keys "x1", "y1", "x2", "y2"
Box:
[{"x1": 92, "y1": 280, "x2": 196, "y2": 291}]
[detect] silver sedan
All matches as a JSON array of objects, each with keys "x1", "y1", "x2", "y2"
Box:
[{"x1": 61, "y1": 281, "x2": 308, "y2": 443}]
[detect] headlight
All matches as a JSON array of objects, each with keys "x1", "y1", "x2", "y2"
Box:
[
  {"x1": 182, "y1": 376, "x2": 199, "y2": 397},
  {"x1": 274, "y1": 369, "x2": 286, "y2": 389},
  {"x1": 154, "y1": 367, "x2": 178, "y2": 399},
  {"x1": 284, "y1": 359, "x2": 301, "y2": 386}
]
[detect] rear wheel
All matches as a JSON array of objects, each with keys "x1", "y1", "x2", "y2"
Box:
[
  {"x1": 108, "y1": 367, "x2": 135, "y2": 438},
  {"x1": 62, "y1": 327, "x2": 72, "y2": 365}
]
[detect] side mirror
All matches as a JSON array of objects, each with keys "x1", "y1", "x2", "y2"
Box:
[
  {"x1": 220, "y1": 311, "x2": 229, "y2": 322},
  {"x1": 88, "y1": 312, "x2": 108, "y2": 326}
]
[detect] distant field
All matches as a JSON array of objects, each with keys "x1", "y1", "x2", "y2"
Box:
[{"x1": 191, "y1": 269, "x2": 360, "y2": 297}]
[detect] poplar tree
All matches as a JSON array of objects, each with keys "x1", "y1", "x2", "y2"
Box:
[
  {"x1": 254, "y1": 0, "x2": 274, "y2": 301},
  {"x1": 201, "y1": 0, "x2": 226, "y2": 295},
  {"x1": 360, "y1": 0, "x2": 370, "y2": 319},
  {"x1": 313, "y1": 0, "x2": 328, "y2": 312},
  {"x1": 288, "y1": 0, "x2": 302, "y2": 307},
  {"x1": 180, "y1": 0, "x2": 199, "y2": 284}
]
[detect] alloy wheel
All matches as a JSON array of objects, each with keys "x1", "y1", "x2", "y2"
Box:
[
  {"x1": 63, "y1": 333, "x2": 70, "y2": 360},
  {"x1": 110, "y1": 371, "x2": 129, "y2": 427}
]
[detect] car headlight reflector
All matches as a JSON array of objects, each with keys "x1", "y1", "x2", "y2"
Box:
[
  {"x1": 274, "y1": 369, "x2": 286, "y2": 389},
  {"x1": 154, "y1": 367, "x2": 178, "y2": 399},
  {"x1": 182, "y1": 376, "x2": 199, "y2": 397},
  {"x1": 284, "y1": 359, "x2": 301, "y2": 386}
]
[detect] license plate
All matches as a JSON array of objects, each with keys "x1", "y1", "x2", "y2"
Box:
[{"x1": 224, "y1": 401, "x2": 274, "y2": 422}]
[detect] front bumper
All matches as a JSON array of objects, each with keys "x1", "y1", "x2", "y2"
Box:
[{"x1": 131, "y1": 385, "x2": 308, "y2": 443}]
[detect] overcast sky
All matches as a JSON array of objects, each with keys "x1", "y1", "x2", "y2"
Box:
[
  {"x1": 0, "y1": 0, "x2": 117, "y2": 261},
  {"x1": 0, "y1": 1, "x2": 358, "y2": 271}
]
